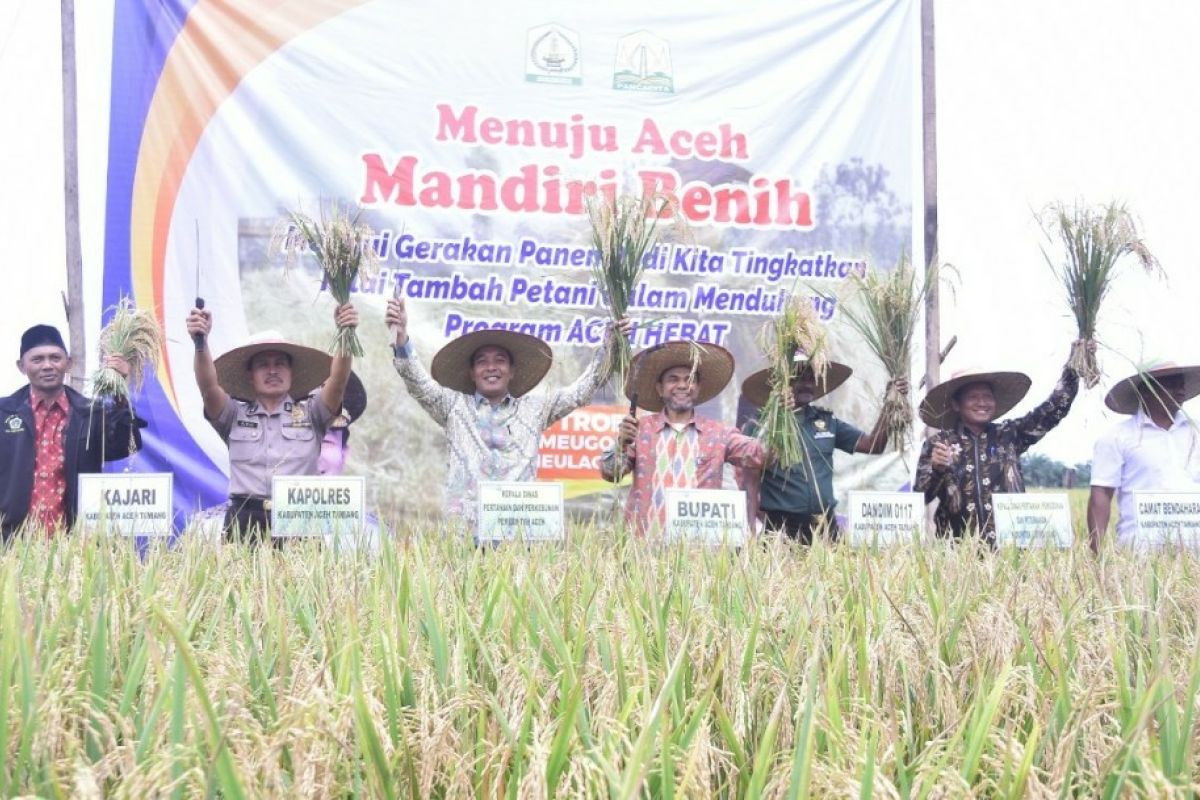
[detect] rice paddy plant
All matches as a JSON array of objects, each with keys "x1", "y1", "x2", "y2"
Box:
[
  {"x1": 836, "y1": 256, "x2": 929, "y2": 454},
  {"x1": 275, "y1": 201, "x2": 381, "y2": 357},
  {"x1": 755, "y1": 296, "x2": 830, "y2": 470},
  {"x1": 0, "y1": 524, "x2": 1198, "y2": 797},
  {"x1": 1039, "y1": 201, "x2": 1161, "y2": 388}
]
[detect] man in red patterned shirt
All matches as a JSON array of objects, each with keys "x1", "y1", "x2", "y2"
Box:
[
  {"x1": 0, "y1": 325, "x2": 143, "y2": 540},
  {"x1": 601, "y1": 341, "x2": 768, "y2": 536}
]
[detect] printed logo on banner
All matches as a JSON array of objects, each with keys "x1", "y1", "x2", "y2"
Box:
[
  {"x1": 526, "y1": 24, "x2": 582, "y2": 86},
  {"x1": 613, "y1": 31, "x2": 674, "y2": 93}
]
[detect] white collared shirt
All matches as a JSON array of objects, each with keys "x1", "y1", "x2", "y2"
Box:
[{"x1": 1091, "y1": 409, "x2": 1200, "y2": 547}]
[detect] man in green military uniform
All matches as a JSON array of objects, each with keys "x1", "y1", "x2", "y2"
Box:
[{"x1": 740, "y1": 356, "x2": 906, "y2": 543}]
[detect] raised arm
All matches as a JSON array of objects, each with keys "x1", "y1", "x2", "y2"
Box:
[
  {"x1": 319, "y1": 302, "x2": 358, "y2": 415},
  {"x1": 544, "y1": 318, "x2": 632, "y2": 426},
  {"x1": 186, "y1": 306, "x2": 229, "y2": 420},
  {"x1": 1012, "y1": 343, "x2": 1087, "y2": 450},
  {"x1": 386, "y1": 296, "x2": 455, "y2": 426},
  {"x1": 856, "y1": 378, "x2": 909, "y2": 454}
]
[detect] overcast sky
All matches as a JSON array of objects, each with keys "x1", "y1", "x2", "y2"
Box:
[{"x1": 1, "y1": 0, "x2": 1196, "y2": 464}]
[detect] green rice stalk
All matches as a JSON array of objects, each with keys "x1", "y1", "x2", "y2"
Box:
[
  {"x1": 1039, "y1": 201, "x2": 1161, "y2": 388},
  {"x1": 88, "y1": 296, "x2": 164, "y2": 454},
  {"x1": 836, "y1": 256, "x2": 928, "y2": 454},
  {"x1": 275, "y1": 201, "x2": 381, "y2": 357},
  {"x1": 585, "y1": 192, "x2": 674, "y2": 388},
  {"x1": 90, "y1": 296, "x2": 164, "y2": 403},
  {"x1": 755, "y1": 296, "x2": 829, "y2": 469}
]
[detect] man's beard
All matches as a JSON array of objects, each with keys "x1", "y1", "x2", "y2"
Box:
[{"x1": 664, "y1": 396, "x2": 695, "y2": 414}]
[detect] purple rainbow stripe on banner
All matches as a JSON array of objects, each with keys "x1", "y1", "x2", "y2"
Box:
[{"x1": 103, "y1": 0, "x2": 365, "y2": 526}]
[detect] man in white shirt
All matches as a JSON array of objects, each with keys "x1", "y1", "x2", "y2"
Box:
[{"x1": 1087, "y1": 363, "x2": 1200, "y2": 552}]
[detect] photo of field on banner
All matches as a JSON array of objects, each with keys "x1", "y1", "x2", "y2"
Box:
[
  {"x1": 664, "y1": 489, "x2": 748, "y2": 546},
  {"x1": 77, "y1": 474, "x2": 173, "y2": 538},
  {"x1": 478, "y1": 482, "x2": 565, "y2": 543},
  {"x1": 271, "y1": 476, "x2": 367, "y2": 542}
]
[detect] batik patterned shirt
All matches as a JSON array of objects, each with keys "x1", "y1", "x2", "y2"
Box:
[
  {"x1": 393, "y1": 341, "x2": 609, "y2": 524},
  {"x1": 602, "y1": 413, "x2": 767, "y2": 536},
  {"x1": 30, "y1": 393, "x2": 70, "y2": 532},
  {"x1": 914, "y1": 366, "x2": 1079, "y2": 538}
]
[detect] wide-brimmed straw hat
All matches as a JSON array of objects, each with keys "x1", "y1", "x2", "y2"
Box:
[
  {"x1": 1104, "y1": 362, "x2": 1200, "y2": 414},
  {"x1": 214, "y1": 331, "x2": 332, "y2": 401},
  {"x1": 430, "y1": 329, "x2": 552, "y2": 397},
  {"x1": 625, "y1": 341, "x2": 735, "y2": 412},
  {"x1": 919, "y1": 368, "x2": 1031, "y2": 429},
  {"x1": 740, "y1": 353, "x2": 853, "y2": 408}
]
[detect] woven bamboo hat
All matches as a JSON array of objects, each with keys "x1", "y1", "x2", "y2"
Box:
[
  {"x1": 214, "y1": 331, "x2": 332, "y2": 401},
  {"x1": 1104, "y1": 362, "x2": 1200, "y2": 414},
  {"x1": 430, "y1": 329, "x2": 552, "y2": 397},
  {"x1": 919, "y1": 368, "x2": 1031, "y2": 429},
  {"x1": 740, "y1": 353, "x2": 853, "y2": 408},
  {"x1": 625, "y1": 341, "x2": 735, "y2": 413}
]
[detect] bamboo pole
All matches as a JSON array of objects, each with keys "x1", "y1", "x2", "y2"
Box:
[
  {"x1": 921, "y1": 0, "x2": 940, "y2": 393},
  {"x1": 61, "y1": 0, "x2": 86, "y2": 388}
]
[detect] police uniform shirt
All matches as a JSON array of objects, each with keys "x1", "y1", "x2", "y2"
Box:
[
  {"x1": 210, "y1": 395, "x2": 335, "y2": 498},
  {"x1": 747, "y1": 406, "x2": 863, "y2": 516}
]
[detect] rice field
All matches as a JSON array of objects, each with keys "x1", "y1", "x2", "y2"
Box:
[{"x1": 0, "y1": 524, "x2": 1197, "y2": 798}]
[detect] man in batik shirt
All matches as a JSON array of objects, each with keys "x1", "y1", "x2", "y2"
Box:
[
  {"x1": 914, "y1": 343, "x2": 1087, "y2": 540},
  {"x1": 385, "y1": 297, "x2": 628, "y2": 526},
  {"x1": 0, "y1": 324, "x2": 143, "y2": 540},
  {"x1": 600, "y1": 340, "x2": 768, "y2": 536}
]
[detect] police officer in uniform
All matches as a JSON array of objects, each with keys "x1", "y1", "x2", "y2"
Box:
[{"x1": 186, "y1": 303, "x2": 358, "y2": 542}]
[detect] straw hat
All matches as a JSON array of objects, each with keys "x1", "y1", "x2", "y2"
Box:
[
  {"x1": 919, "y1": 368, "x2": 1031, "y2": 429},
  {"x1": 214, "y1": 331, "x2": 332, "y2": 401},
  {"x1": 430, "y1": 329, "x2": 552, "y2": 397},
  {"x1": 740, "y1": 353, "x2": 853, "y2": 408},
  {"x1": 328, "y1": 370, "x2": 367, "y2": 429},
  {"x1": 625, "y1": 341, "x2": 735, "y2": 412},
  {"x1": 1104, "y1": 362, "x2": 1200, "y2": 414}
]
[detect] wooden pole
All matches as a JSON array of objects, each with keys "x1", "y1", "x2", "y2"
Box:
[
  {"x1": 61, "y1": 0, "x2": 86, "y2": 389},
  {"x1": 921, "y1": 0, "x2": 940, "y2": 393}
]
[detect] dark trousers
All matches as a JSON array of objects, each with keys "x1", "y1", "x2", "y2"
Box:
[
  {"x1": 762, "y1": 509, "x2": 839, "y2": 545},
  {"x1": 224, "y1": 495, "x2": 275, "y2": 547}
]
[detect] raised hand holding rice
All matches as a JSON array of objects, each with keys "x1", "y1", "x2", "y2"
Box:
[{"x1": 1039, "y1": 201, "x2": 1161, "y2": 388}]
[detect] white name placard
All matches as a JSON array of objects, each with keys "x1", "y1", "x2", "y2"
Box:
[
  {"x1": 271, "y1": 476, "x2": 366, "y2": 538},
  {"x1": 992, "y1": 493, "x2": 1073, "y2": 547},
  {"x1": 1133, "y1": 491, "x2": 1200, "y2": 550},
  {"x1": 77, "y1": 473, "x2": 173, "y2": 537},
  {"x1": 845, "y1": 491, "x2": 924, "y2": 545},
  {"x1": 478, "y1": 481, "x2": 565, "y2": 542},
  {"x1": 664, "y1": 489, "x2": 747, "y2": 545}
]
